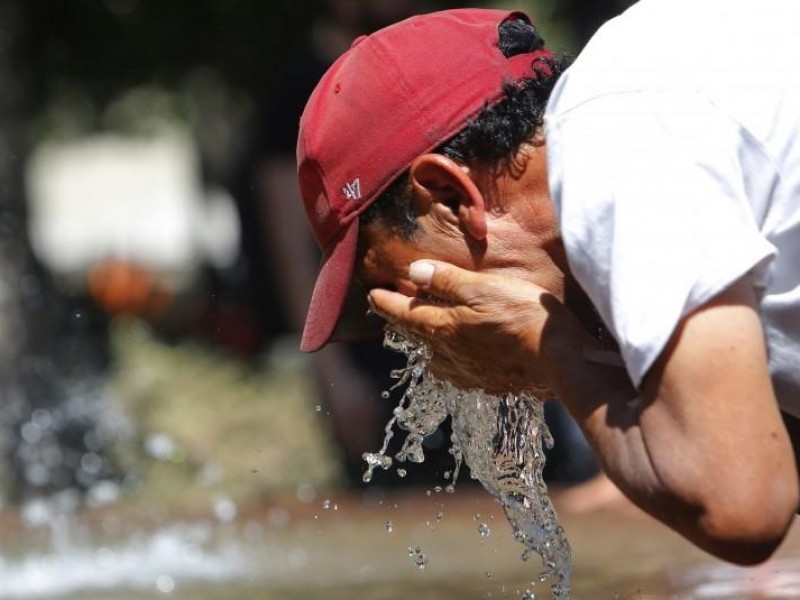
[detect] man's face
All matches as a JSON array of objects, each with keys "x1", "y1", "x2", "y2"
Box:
[
  {"x1": 355, "y1": 219, "x2": 452, "y2": 297},
  {"x1": 353, "y1": 142, "x2": 565, "y2": 298}
]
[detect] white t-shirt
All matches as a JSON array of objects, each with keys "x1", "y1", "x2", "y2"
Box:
[{"x1": 545, "y1": 0, "x2": 800, "y2": 416}]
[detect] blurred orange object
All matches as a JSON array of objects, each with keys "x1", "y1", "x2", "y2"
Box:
[{"x1": 87, "y1": 259, "x2": 171, "y2": 318}]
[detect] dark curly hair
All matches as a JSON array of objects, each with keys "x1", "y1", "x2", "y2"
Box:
[{"x1": 360, "y1": 16, "x2": 567, "y2": 238}]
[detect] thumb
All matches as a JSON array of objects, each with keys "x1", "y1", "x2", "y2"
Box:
[{"x1": 408, "y1": 259, "x2": 482, "y2": 304}]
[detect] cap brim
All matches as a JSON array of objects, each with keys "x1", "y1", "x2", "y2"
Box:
[{"x1": 301, "y1": 220, "x2": 385, "y2": 351}]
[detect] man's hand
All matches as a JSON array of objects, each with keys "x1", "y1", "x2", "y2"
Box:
[{"x1": 367, "y1": 259, "x2": 580, "y2": 395}]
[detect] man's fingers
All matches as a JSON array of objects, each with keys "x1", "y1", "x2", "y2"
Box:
[
  {"x1": 367, "y1": 288, "x2": 404, "y2": 320},
  {"x1": 368, "y1": 288, "x2": 451, "y2": 334},
  {"x1": 408, "y1": 260, "x2": 485, "y2": 304}
]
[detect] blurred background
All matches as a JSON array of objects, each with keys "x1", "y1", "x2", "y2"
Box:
[{"x1": 14, "y1": 1, "x2": 786, "y2": 598}]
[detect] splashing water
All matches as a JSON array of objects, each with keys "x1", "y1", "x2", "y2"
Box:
[
  {"x1": 408, "y1": 546, "x2": 428, "y2": 571},
  {"x1": 363, "y1": 331, "x2": 572, "y2": 597}
]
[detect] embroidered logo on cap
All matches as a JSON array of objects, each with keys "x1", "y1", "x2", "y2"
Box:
[{"x1": 342, "y1": 178, "x2": 362, "y2": 201}]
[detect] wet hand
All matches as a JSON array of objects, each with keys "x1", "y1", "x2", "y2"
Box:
[{"x1": 368, "y1": 260, "x2": 576, "y2": 395}]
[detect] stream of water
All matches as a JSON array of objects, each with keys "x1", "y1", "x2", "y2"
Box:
[{"x1": 362, "y1": 331, "x2": 572, "y2": 598}]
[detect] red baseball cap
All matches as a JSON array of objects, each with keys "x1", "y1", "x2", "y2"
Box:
[{"x1": 297, "y1": 8, "x2": 552, "y2": 351}]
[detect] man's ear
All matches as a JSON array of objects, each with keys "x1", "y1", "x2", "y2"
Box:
[{"x1": 408, "y1": 154, "x2": 487, "y2": 241}]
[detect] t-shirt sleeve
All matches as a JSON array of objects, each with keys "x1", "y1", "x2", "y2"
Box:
[{"x1": 545, "y1": 91, "x2": 776, "y2": 388}]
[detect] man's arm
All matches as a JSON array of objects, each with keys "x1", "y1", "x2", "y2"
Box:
[
  {"x1": 547, "y1": 276, "x2": 798, "y2": 564},
  {"x1": 370, "y1": 264, "x2": 798, "y2": 564}
]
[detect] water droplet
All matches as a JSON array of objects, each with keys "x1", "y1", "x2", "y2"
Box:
[
  {"x1": 322, "y1": 499, "x2": 331, "y2": 510},
  {"x1": 443, "y1": 470, "x2": 451, "y2": 479},
  {"x1": 362, "y1": 452, "x2": 392, "y2": 483},
  {"x1": 478, "y1": 523, "x2": 491, "y2": 538},
  {"x1": 537, "y1": 572, "x2": 550, "y2": 583},
  {"x1": 408, "y1": 546, "x2": 428, "y2": 571},
  {"x1": 385, "y1": 520, "x2": 394, "y2": 533},
  {"x1": 314, "y1": 405, "x2": 322, "y2": 412},
  {"x1": 381, "y1": 391, "x2": 390, "y2": 399},
  {"x1": 397, "y1": 468, "x2": 407, "y2": 478},
  {"x1": 485, "y1": 571, "x2": 494, "y2": 580}
]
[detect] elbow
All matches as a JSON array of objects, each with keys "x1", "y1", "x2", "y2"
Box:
[{"x1": 697, "y1": 480, "x2": 798, "y2": 566}]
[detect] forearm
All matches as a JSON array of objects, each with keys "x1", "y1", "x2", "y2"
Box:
[
  {"x1": 544, "y1": 319, "x2": 685, "y2": 521},
  {"x1": 543, "y1": 310, "x2": 796, "y2": 564}
]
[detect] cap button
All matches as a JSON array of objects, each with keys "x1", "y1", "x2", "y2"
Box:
[{"x1": 351, "y1": 34, "x2": 368, "y2": 48}]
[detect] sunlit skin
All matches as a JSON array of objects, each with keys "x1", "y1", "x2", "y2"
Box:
[
  {"x1": 357, "y1": 139, "x2": 600, "y2": 392},
  {"x1": 356, "y1": 142, "x2": 563, "y2": 295},
  {"x1": 354, "y1": 134, "x2": 800, "y2": 566}
]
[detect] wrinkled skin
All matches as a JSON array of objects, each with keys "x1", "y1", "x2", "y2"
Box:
[
  {"x1": 368, "y1": 260, "x2": 572, "y2": 396},
  {"x1": 355, "y1": 144, "x2": 570, "y2": 394}
]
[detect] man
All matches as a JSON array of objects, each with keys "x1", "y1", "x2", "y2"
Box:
[{"x1": 295, "y1": 4, "x2": 800, "y2": 565}]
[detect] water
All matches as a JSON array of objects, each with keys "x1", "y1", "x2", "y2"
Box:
[
  {"x1": 408, "y1": 546, "x2": 428, "y2": 571},
  {"x1": 0, "y1": 520, "x2": 260, "y2": 598},
  {"x1": 4, "y1": 489, "x2": 800, "y2": 598},
  {"x1": 362, "y1": 331, "x2": 572, "y2": 597}
]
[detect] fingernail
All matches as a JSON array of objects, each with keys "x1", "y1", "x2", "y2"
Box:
[{"x1": 409, "y1": 261, "x2": 435, "y2": 287}]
